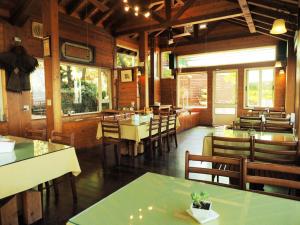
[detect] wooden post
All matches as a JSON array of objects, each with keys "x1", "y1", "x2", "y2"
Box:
[
  {"x1": 139, "y1": 32, "x2": 149, "y2": 108},
  {"x1": 285, "y1": 40, "x2": 296, "y2": 114},
  {"x1": 42, "y1": 0, "x2": 62, "y2": 135},
  {"x1": 149, "y1": 36, "x2": 155, "y2": 106}
]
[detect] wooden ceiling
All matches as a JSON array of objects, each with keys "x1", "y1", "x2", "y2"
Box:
[{"x1": 0, "y1": 0, "x2": 298, "y2": 44}]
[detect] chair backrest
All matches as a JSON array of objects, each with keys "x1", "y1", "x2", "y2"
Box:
[
  {"x1": 243, "y1": 159, "x2": 300, "y2": 200},
  {"x1": 24, "y1": 128, "x2": 47, "y2": 141},
  {"x1": 212, "y1": 136, "x2": 252, "y2": 158},
  {"x1": 168, "y1": 113, "x2": 177, "y2": 131},
  {"x1": 239, "y1": 116, "x2": 263, "y2": 131},
  {"x1": 252, "y1": 139, "x2": 299, "y2": 164},
  {"x1": 185, "y1": 151, "x2": 243, "y2": 189},
  {"x1": 50, "y1": 131, "x2": 75, "y2": 147},
  {"x1": 101, "y1": 120, "x2": 121, "y2": 140},
  {"x1": 160, "y1": 115, "x2": 169, "y2": 133},
  {"x1": 264, "y1": 111, "x2": 285, "y2": 118},
  {"x1": 264, "y1": 118, "x2": 293, "y2": 133},
  {"x1": 149, "y1": 117, "x2": 160, "y2": 138}
]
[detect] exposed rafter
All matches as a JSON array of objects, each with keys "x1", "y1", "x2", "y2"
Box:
[
  {"x1": 237, "y1": 0, "x2": 256, "y2": 33},
  {"x1": 10, "y1": 0, "x2": 38, "y2": 26},
  {"x1": 95, "y1": 4, "x2": 119, "y2": 26},
  {"x1": 248, "y1": 0, "x2": 298, "y2": 15},
  {"x1": 86, "y1": 0, "x2": 109, "y2": 12}
]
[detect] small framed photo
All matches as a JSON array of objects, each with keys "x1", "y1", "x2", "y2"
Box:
[
  {"x1": 43, "y1": 36, "x2": 51, "y2": 57},
  {"x1": 120, "y1": 69, "x2": 133, "y2": 82}
]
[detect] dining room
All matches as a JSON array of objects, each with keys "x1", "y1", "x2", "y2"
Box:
[{"x1": 0, "y1": 0, "x2": 300, "y2": 225}]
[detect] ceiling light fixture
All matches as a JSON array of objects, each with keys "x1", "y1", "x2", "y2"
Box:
[
  {"x1": 124, "y1": 5, "x2": 130, "y2": 11},
  {"x1": 134, "y1": 6, "x2": 139, "y2": 12},
  {"x1": 270, "y1": 19, "x2": 287, "y2": 34},
  {"x1": 134, "y1": 12, "x2": 138, "y2": 16},
  {"x1": 122, "y1": 1, "x2": 150, "y2": 19},
  {"x1": 199, "y1": 23, "x2": 207, "y2": 30},
  {"x1": 144, "y1": 12, "x2": 150, "y2": 18},
  {"x1": 123, "y1": 0, "x2": 128, "y2": 3}
]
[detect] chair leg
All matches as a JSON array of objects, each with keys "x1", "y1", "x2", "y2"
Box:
[
  {"x1": 166, "y1": 135, "x2": 171, "y2": 152},
  {"x1": 52, "y1": 179, "x2": 59, "y2": 201},
  {"x1": 69, "y1": 173, "x2": 77, "y2": 203},
  {"x1": 114, "y1": 144, "x2": 121, "y2": 166},
  {"x1": 38, "y1": 184, "x2": 43, "y2": 208},
  {"x1": 150, "y1": 141, "x2": 153, "y2": 158},
  {"x1": 102, "y1": 144, "x2": 107, "y2": 168},
  {"x1": 158, "y1": 139, "x2": 163, "y2": 156},
  {"x1": 174, "y1": 132, "x2": 178, "y2": 148}
]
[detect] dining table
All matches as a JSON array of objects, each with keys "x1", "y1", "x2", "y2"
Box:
[
  {"x1": 67, "y1": 172, "x2": 300, "y2": 225},
  {"x1": 0, "y1": 136, "x2": 81, "y2": 199},
  {"x1": 96, "y1": 115, "x2": 180, "y2": 156},
  {"x1": 202, "y1": 128, "x2": 297, "y2": 157}
]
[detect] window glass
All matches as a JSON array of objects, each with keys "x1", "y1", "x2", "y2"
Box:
[
  {"x1": 116, "y1": 52, "x2": 138, "y2": 68},
  {"x1": 246, "y1": 68, "x2": 274, "y2": 108},
  {"x1": 161, "y1": 51, "x2": 173, "y2": 79},
  {"x1": 215, "y1": 71, "x2": 236, "y2": 104},
  {"x1": 178, "y1": 72, "x2": 207, "y2": 108},
  {"x1": 178, "y1": 46, "x2": 276, "y2": 68},
  {"x1": 30, "y1": 60, "x2": 46, "y2": 119}
]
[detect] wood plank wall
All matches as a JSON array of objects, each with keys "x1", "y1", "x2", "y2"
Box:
[{"x1": 0, "y1": 15, "x2": 114, "y2": 148}]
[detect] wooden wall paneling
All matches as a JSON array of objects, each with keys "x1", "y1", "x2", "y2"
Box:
[
  {"x1": 117, "y1": 69, "x2": 138, "y2": 108},
  {"x1": 149, "y1": 37, "x2": 155, "y2": 105},
  {"x1": 43, "y1": 0, "x2": 62, "y2": 135},
  {"x1": 295, "y1": 31, "x2": 300, "y2": 134},
  {"x1": 160, "y1": 79, "x2": 177, "y2": 106},
  {"x1": 139, "y1": 32, "x2": 149, "y2": 108},
  {"x1": 286, "y1": 40, "x2": 296, "y2": 113}
]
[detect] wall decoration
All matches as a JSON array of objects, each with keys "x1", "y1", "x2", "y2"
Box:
[
  {"x1": 60, "y1": 39, "x2": 94, "y2": 64},
  {"x1": 43, "y1": 36, "x2": 51, "y2": 57},
  {"x1": 32, "y1": 22, "x2": 43, "y2": 39},
  {"x1": 120, "y1": 69, "x2": 133, "y2": 82}
]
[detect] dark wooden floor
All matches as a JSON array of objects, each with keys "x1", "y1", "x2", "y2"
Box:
[{"x1": 33, "y1": 126, "x2": 212, "y2": 225}]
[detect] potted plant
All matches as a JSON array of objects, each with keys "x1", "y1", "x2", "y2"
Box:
[{"x1": 191, "y1": 192, "x2": 211, "y2": 211}]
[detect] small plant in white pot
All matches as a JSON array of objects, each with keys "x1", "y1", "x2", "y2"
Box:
[{"x1": 191, "y1": 192, "x2": 211, "y2": 214}]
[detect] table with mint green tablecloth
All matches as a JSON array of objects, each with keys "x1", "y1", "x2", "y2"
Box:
[
  {"x1": 202, "y1": 129, "x2": 297, "y2": 156},
  {"x1": 67, "y1": 172, "x2": 300, "y2": 225},
  {"x1": 0, "y1": 136, "x2": 81, "y2": 199}
]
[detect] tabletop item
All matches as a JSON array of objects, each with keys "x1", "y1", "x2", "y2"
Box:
[
  {"x1": 0, "y1": 136, "x2": 81, "y2": 199},
  {"x1": 67, "y1": 172, "x2": 300, "y2": 225},
  {"x1": 0, "y1": 136, "x2": 15, "y2": 153}
]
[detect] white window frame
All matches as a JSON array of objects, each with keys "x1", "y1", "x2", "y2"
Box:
[
  {"x1": 244, "y1": 67, "x2": 275, "y2": 109},
  {"x1": 0, "y1": 70, "x2": 5, "y2": 121}
]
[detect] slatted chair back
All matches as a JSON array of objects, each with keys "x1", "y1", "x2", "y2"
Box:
[
  {"x1": 185, "y1": 151, "x2": 243, "y2": 189},
  {"x1": 101, "y1": 120, "x2": 121, "y2": 140},
  {"x1": 243, "y1": 159, "x2": 300, "y2": 200},
  {"x1": 103, "y1": 115, "x2": 116, "y2": 121},
  {"x1": 212, "y1": 136, "x2": 252, "y2": 158},
  {"x1": 264, "y1": 118, "x2": 293, "y2": 133},
  {"x1": 24, "y1": 128, "x2": 47, "y2": 141},
  {"x1": 239, "y1": 116, "x2": 263, "y2": 131},
  {"x1": 252, "y1": 139, "x2": 299, "y2": 164},
  {"x1": 264, "y1": 111, "x2": 285, "y2": 118},
  {"x1": 160, "y1": 115, "x2": 169, "y2": 134},
  {"x1": 148, "y1": 117, "x2": 161, "y2": 139},
  {"x1": 168, "y1": 113, "x2": 177, "y2": 131},
  {"x1": 50, "y1": 131, "x2": 75, "y2": 147}
]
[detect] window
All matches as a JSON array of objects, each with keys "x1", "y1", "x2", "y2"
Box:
[
  {"x1": 245, "y1": 68, "x2": 274, "y2": 108},
  {"x1": 161, "y1": 51, "x2": 173, "y2": 79},
  {"x1": 116, "y1": 47, "x2": 138, "y2": 68},
  {"x1": 60, "y1": 63, "x2": 112, "y2": 115},
  {"x1": 178, "y1": 46, "x2": 276, "y2": 68},
  {"x1": 30, "y1": 60, "x2": 46, "y2": 119},
  {"x1": 177, "y1": 72, "x2": 207, "y2": 108}
]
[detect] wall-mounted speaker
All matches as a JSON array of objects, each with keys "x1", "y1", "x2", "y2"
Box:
[
  {"x1": 276, "y1": 41, "x2": 287, "y2": 62},
  {"x1": 169, "y1": 53, "x2": 176, "y2": 70}
]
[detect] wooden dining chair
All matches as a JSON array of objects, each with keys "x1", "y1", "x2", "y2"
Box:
[
  {"x1": 212, "y1": 136, "x2": 253, "y2": 158},
  {"x1": 234, "y1": 116, "x2": 263, "y2": 131},
  {"x1": 41, "y1": 131, "x2": 77, "y2": 203},
  {"x1": 101, "y1": 120, "x2": 123, "y2": 166},
  {"x1": 263, "y1": 118, "x2": 294, "y2": 133},
  {"x1": 167, "y1": 113, "x2": 178, "y2": 148},
  {"x1": 144, "y1": 117, "x2": 161, "y2": 158},
  {"x1": 252, "y1": 139, "x2": 299, "y2": 164},
  {"x1": 243, "y1": 159, "x2": 300, "y2": 200},
  {"x1": 24, "y1": 128, "x2": 47, "y2": 141},
  {"x1": 185, "y1": 151, "x2": 243, "y2": 189},
  {"x1": 160, "y1": 115, "x2": 169, "y2": 152}
]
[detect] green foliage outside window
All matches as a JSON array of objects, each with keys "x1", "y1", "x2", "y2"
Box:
[
  {"x1": 116, "y1": 52, "x2": 137, "y2": 68},
  {"x1": 161, "y1": 51, "x2": 173, "y2": 79}
]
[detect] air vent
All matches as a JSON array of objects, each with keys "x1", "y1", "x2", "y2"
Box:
[{"x1": 32, "y1": 22, "x2": 43, "y2": 39}]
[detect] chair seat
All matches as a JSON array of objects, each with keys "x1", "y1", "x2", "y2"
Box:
[{"x1": 102, "y1": 137, "x2": 122, "y2": 145}]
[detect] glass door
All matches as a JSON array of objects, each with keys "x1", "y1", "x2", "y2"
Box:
[{"x1": 213, "y1": 70, "x2": 238, "y2": 126}]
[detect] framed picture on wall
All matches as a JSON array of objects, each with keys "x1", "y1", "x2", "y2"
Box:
[{"x1": 120, "y1": 69, "x2": 133, "y2": 82}]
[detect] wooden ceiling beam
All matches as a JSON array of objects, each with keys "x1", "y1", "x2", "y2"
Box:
[
  {"x1": 250, "y1": 6, "x2": 297, "y2": 25},
  {"x1": 252, "y1": 14, "x2": 297, "y2": 31},
  {"x1": 67, "y1": 0, "x2": 87, "y2": 16},
  {"x1": 172, "y1": 0, "x2": 196, "y2": 21},
  {"x1": 227, "y1": 19, "x2": 288, "y2": 41},
  {"x1": 95, "y1": 4, "x2": 119, "y2": 26},
  {"x1": 237, "y1": 0, "x2": 256, "y2": 33},
  {"x1": 115, "y1": 9, "x2": 243, "y2": 36},
  {"x1": 10, "y1": 0, "x2": 38, "y2": 26},
  {"x1": 248, "y1": 0, "x2": 298, "y2": 15},
  {"x1": 165, "y1": 0, "x2": 172, "y2": 21},
  {"x1": 86, "y1": 0, "x2": 109, "y2": 12}
]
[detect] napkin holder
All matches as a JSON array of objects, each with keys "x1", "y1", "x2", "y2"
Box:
[{"x1": 0, "y1": 137, "x2": 15, "y2": 153}]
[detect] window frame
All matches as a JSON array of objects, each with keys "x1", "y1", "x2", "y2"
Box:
[
  {"x1": 244, "y1": 67, "x2": 275, "y2": 109},
  {"x1": 161, "y1": 51, "x2": 173, "y2": 79},
  {"x1": 177, "y1": 71, "x2": 208, "y2": 109},
  {"x1": 116, "y1": 45, "x2": 139, "y2": 69},
  {"x1": 0, "y1": 70, "x2": 6, "y2": 122}
]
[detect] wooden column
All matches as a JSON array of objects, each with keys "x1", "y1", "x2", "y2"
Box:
[
  {"x1": 285, "y1": 40, "x2": 296, "y2": 114},
  {"x1": 42, "y1": 0, "x2": 62, "y2": 134},
  {"x1": 149, "y1": 36, "x2": 155, "y2": 105},
  {"x1": 139, "y1": 32, "x2": 149, "y2": 108}
]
